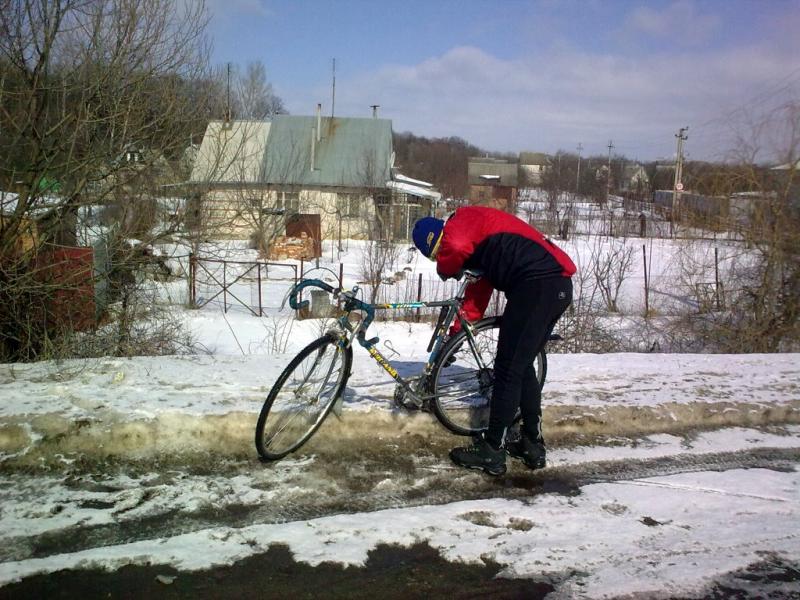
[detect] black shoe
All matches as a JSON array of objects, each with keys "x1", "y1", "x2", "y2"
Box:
[
  {"x1": 506, "y1": 436, "x2": 547, "y2": 470},
  {"x1": 449, "y1": 434, "x2": 507, "y2": 476}
]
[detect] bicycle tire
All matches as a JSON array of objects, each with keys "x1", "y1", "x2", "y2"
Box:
[
  {"x1": 430, "y1": 316, "x2": 547, "y2": 436},
  {"x1": 255, "y1": 334, "x2": 352, "y2": 460}
]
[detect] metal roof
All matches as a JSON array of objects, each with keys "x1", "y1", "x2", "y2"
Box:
[
  {"x1": 190, "y1": 116, "x2": 393, "y2": 189},
  {"x1": 262, "y1": 115, "x2": 393, "y2": 188},
  {"x1": 387, "y1": 180, "x2": 441, "y2": 200},
  {"x1": 190, "y1": 121, "x2": 271, "y2": 183}
]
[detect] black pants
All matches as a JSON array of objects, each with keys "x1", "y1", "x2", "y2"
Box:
[{"x1": 486, "y1": 276, "x2": 572, "y2": 447}]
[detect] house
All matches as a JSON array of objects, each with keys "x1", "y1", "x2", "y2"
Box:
[
  {"x1": 1, "y1": 192, "x2": 37, "y2": 254},
  {"x1": 728, "y1": 191, "x2": 780, "y2": 225},
  {"x1": 771, "y1": 158, "x2": 799, "y2": 171},
  {"x1": 189, "y1": 111, "x2": 429, "y2": 244},
  {"x1": 519, "y1": 152, "x2": 550, "y2": 186},
  {"x1": 0, "y1": 190, "x2": 78, "y2": 251},
  {"x1": 83, "y1": 145, "x2": 180, "y2": 235},
  {"x1": 385, "y1": 173, "x2": 441, "y2": 240},
  {"x1": 770, "y1": 158, "x2": 800, "y2": 212},
  {"x1": 620, "y1": 164, "x2": 650, "y2": 192},
  {"x1": 467, "y1": 157, "x2": 518, "y2": 211}
]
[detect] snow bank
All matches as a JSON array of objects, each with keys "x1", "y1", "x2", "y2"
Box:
[{"x1": 0, "y1": 349, "x2": 797, "y2": 466}]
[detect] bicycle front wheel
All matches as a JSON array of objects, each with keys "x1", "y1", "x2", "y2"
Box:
[
  {"x1": 255, "y1": 334, "x2": 352, "y2": 460},
  {"x1": 430, "y1": 317, "x2": 547, "y2": 436}
]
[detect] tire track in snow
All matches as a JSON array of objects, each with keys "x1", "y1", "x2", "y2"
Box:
[{"x1": 2, "y1": 446, "x2": 798, "y2": 563}]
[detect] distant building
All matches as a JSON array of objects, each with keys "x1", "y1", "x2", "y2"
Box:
[
  {"x1": 519, "y1": 152, "x2": 550, "y2": 186},
  {"x1": 189, "y1": 112, "x2": 438, "y2": 242},
  {"x1": 771, "y1": 158, "x2": 800, "y2": 171},
  {"x1": 385, "y1": 173, "x2": 441, "y2": 239},
  {"x1": 0, "y1": 191, "x2": 77, "y2": 250},
  {"x1": 620, "y1": 164, "x2": 650, "y2": 192},
  {"x1": 467, "y1": 157, "x2": 518, "y2": 211},
  {"x1": 654, "y1": 189, "x2": 783, "y2": 226}
]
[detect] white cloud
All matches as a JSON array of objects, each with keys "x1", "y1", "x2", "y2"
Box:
[
  {"x1": 327, "y1": 42, "x2": 799, "y2": 160},
  {"x1": 625, "y1": 0, "x2": 722, "y2": 46}
]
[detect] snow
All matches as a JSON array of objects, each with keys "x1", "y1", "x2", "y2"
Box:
[
  {"x1": 1, "y1": 344, "x2": 798, "y2": 596},
  {"x1": 0, "y1": 346, "x2": 796, "y2": 424},
  {"x1": 1, "y1": 460, "x2": 798, "y2": 597},
  {"x1": 0, "y1": 236, "x2": 798, "y2": 596}
]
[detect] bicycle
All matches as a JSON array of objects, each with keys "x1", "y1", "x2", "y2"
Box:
[{"x1": 255, "y1": 270, "x2": 553, "y2": 461}]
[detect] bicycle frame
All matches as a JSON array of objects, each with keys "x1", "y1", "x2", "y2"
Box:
[{"x1": 288, "y1": 273, "x2": 489, "y2": 405}]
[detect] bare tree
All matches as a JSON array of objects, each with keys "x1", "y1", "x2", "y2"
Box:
[
  {"x1": 589, "y1": 237, "x2": 635, "y2": 313},
  {"x1": 360, "y1": 234, "x2": 401, "y2": 305},
  {"x1": 671, "y1": 100, "x2": 799, "y2": 352},
  {"x1": 0, "y1": 0, "x2": 213, "y2": 360},
  {"x1": 234, "y1": 61, "x2": 286, "y2": 120},
  {"x1": 553, "y1": 247, "x2": 621, "y2": 353}
]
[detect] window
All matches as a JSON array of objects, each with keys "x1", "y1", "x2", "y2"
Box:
[
  {"x1": 277, "y1": 191, "x2": 300, "y2": 214},
  {"x1": 337, "y1": 193, "x2": 361, "y2": 218}
]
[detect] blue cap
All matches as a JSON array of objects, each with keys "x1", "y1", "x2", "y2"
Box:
[{"x1": 412, "y1": 217, "x2": 445, "y2": 258}]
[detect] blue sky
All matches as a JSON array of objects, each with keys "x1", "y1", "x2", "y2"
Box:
[{"x1": 207, "y1": 0, "x2": 800, "y2": 162}]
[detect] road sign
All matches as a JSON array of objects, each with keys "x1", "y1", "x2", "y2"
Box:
[{"x1": 676, "y1": 183, "x2": 684, "y2": 191}]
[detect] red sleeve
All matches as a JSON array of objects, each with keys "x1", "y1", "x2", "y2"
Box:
[
  {"x1": 435, "y1": 209, "x2": 476, "y2": 279},
  {"x1": 449, "y1": 277, "x2": 493, "y2": 335}
]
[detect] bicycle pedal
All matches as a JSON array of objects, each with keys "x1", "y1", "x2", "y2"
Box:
[{"x1": 400, "y1": 398, "x2": 424, "y2": 411}]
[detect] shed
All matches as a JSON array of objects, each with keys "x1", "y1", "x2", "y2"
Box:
[{"x1": 467, "y1": 158, "x2": 518, "y2": 210}]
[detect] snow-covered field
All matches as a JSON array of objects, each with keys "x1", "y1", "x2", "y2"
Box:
[
  {"x1": 1, "y1": 231, "x2": 798, "y2": 597},
  {"x1": 1, "y1": 330, "x2": 798, "y2": 596}
]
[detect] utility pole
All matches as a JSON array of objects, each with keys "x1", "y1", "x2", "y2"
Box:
[
  {"x1": 672, "y1": 126, "x2": 689, "y2": 235},
  {"x1": 576, "y1": 143, "x2": 583, "y2": 194},
  {"x1": 606, "y1": 140, "x2": 614, "y2": 205}
]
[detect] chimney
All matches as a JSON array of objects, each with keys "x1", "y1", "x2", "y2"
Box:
[
  {"x1": 371, "y1": 104, "x2": 379, "y2": 118},
  {"x1": 310, "y1": 126, "x2": 316, "y2": 172},
  {"x1": 316, "y1": 103, "x2": 322, "y2": 142}
]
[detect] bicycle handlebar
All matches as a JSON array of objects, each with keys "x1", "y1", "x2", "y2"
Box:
[
  {"x1": 287, "y1": 279, "x2": 377, "y2": 344},
  {"x1": 287, "y1": 279, "x2": 337, "y2": 310}
]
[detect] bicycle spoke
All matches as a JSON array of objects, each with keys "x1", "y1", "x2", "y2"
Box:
[
  {"x1": 262, "y1": 408, "x2": 307, "y2": 447},
  {"x1": 432, "y1": 322, "x2": 502, "y2": 434},
  {"x1": 437, "y1": 393, "x2": 489, "y2": 406},
  {"x1": 257, "y1": 338, "x2": 349, "y2": 459},
  {"x1": 436, "y1": 371, "x2": 482, "y2": 385}
]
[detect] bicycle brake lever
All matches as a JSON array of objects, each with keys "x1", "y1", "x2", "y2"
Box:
[{"x1": 357, "y1": 331, "x2": 380, "y2": 346}]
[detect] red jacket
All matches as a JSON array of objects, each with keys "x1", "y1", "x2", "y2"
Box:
[{"x1": 436, "y1": 206, "x2": 576, "y2": 328}]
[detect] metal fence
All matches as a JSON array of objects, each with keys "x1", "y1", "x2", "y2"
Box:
[{"x1": 189, "y1": 255, "x2": 299, "y2": 316}]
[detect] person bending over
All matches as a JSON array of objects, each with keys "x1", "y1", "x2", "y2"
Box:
[{"x1": 412, "y1": 205, "x2": 575, "y2": 476}]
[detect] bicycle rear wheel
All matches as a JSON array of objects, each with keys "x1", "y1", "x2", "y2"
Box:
[
  {"x1": 255, "y1": 334, "x2": 352, "y2": 460},
  {"x1": 430, "y1": 317, "x2": 547, "y2": 436}
]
